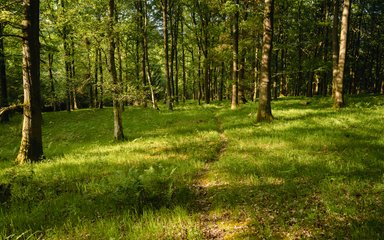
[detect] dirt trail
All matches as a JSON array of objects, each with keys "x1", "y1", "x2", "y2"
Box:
[{"x1": 193, "y1": 110, "x2": 228, "y2": 239}]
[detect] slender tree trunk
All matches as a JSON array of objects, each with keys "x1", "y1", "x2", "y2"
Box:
[
  {"x1": 48, "y1": 53, "x2": 56, "y2": 111},
  {"x1": 64, "y1": 37, "x2": 71, "y2": 111},
  {"x1": 174, "y1": 8, "x2": 180, "y2": 104},
  {"x1": 94, "y1": 47, "x2": 99, "y2": 108},
  {"x1": 117, "y1": 38, "x2": 123, "y2": 95},
  {"x1": 280, "y1": 49, "x2": 288, "y2": 96},
  {"x1": 169, "y1": 8, "x2": 175, "y2": 100},
  {"x1": 198, "y1": 48, "x2": 202, "y2": 105},
  {"x1": 231, "y1": 0, "x2": 239, "y2": 110},
  {"x1": 98, "y1": 49, "x2": 104, "y2": 108},
  {"x1": 256, "y1": 0, "x2": 274, "y2": 122},
  {"x1": 0, "y1": 23, "x2": 9, "y2": 122},
  {"x1": 333, "y1": 0, "x2": 351, "y2": 108},
  {"x1": 218, "y1": 62, "x2": 224, "y2": 101},
  {"x1": 60, "y1": 0, "x2": 71, "y2": 112},
  {"x1": 297, "y1": 1, "x2": 303, "y2": 96},
  {"x1": 109, "y1": 0, "x2": 124, "y2": 141},
  {"x1": 70, "y1": 37, "x2": 78, "y2": 110},
  {"x1": 253, "y1": 47, "x2": 259, "y2": 101},
  {"x1": 85, "y1": 38, "x2": 92, "y2": 108},
  {"x1": 239, "y1": 3, "x2": 248, "y2": 104},
  {"x1": 203, "y1": 52, "x2": 210, "y2": 104},
  {"x1": 332, "y1": 0, "x2": 340, "y2": 97},
  {"x1": 162, "y1": 0, "x2": 173, "y2": 110},
  {"x1": 16, "y1": 0, "x2": 43, "y2": 164},
  {"x1": 181, "y1": 13, "x2": 187, "y2": 103},
  {"x1": 143, "y1": 0, "x2": 157, "y2": 109},
  {"x1": 274, "y1": 49, "x2": 279, "y2": 99},
  {"x1": 139, "y1": 1, "x2": 147, "y2": 89}
]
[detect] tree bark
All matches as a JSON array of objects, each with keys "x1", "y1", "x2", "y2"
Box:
[
  {"x1": 333, "y1": 0, "x2": 351, "y2": 108},
  {"x1": 16, "y1": 0, "x2": 43, "y2": 164},
  {"x1": 174, "y1": 7, "x2": 180, "y2": 104},
  {"x1": 256, "y1": 0, "x2": 274, "y2": 122},
  {"x1": 85, "y1": 38, "x2": 93, "y2": 108},
  {"x1": 70, "y1": 37, "x2": 78, "y2": 110},
  {"x1": 94, "y1": 47, "x2": 99, "y2": 108},
  {"x1": 48, "y1": 53, "x2": 56, "y2": 111},
  {"x1": 332, "y1": 0, "x2": 339, "y2": 98},
  {"x1": 61, "y1": 0, "x2": 71, "y2": 112},
  {"x1": 98, "y1": 49, "x2": 104, "y2": 108},
  {"x1": 143, "y1": 0, "x2": 158, "y2": 109},
  {"x1": 0, "y1": 23, "x2": 9, "y2": 123},
  {"x1": 162, "y1": 0, "x2": 173, "y2": 110},
  {"x1": 109, "y1": 0, "x2": 124, "y2": 141},
  {"x1": 181, "y1": 14, "x2": 187, "y2": 103},
  {"x1": 231, "y1": 0, "x2": 239, "y2": 110}
]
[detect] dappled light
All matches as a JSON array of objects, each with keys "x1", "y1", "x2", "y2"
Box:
[{"x1": 1, "y1": 96, "x2": 384, "y2": 238}]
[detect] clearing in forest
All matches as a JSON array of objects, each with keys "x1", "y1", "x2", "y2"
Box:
[{"x1": 0, "y1": 96, "x2": 384, "y2": 239}]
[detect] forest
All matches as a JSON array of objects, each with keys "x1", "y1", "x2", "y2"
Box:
[{"x1": 0, "y1": 0, "x2": 384, "y2": 239}]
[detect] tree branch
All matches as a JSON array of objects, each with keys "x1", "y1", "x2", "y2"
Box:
[{"x1": 0, "y1": 104, "x2": 23, "y2": 116}]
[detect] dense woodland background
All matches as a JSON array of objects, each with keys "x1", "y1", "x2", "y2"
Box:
[
  {"x1": 1, "y1": 1, "x2": 384, "y2": 238},
  {"x1": 0, "y1": 0, "x2": 383, "y2": 115}
]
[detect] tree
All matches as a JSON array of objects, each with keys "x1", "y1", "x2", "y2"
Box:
[
  {"x1": 332, "y1": 0, "x2": 339, "y2": 98},
  {"x1": 161, "y1": 0, "x2": 173, "y2": 110},
  {"x1": 0, "y1": 23, "x2": 9, "y2": 123},
  {"x1": 256, "y1": 0, "x2": 274, "y2": 122},
  {"x1": 109, "y1": 0, "x2": 124, "y2": 141},
  {"x1": 231, "y1": 0, "x2": 239, "y2": 110},
  {"x1": 333, "y1": 0, "x2": 351, "y2": 108},
  {"x1": 16, "y1": 0, "x2": 43, "y2": 164}
]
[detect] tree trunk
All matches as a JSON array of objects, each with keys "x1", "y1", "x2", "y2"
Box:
[
  {"x1": 85, "y1": 38, "x2": 93, "y2": 108},
  {"x1": 239, "y1": 3, "x2": 248, "y2": 104},
  {"x1": 16, "y1": 0, "x2": 43, "y2": 164},
  {"x1": 94, "y1": 47, "x2": 99, "y2": 108},
  {"x1": 98, "y1": 49, "x2": 104, "y2": 108},
  {"x1": 70, "y1": 37, "x2": 78, "y2": 110},
  {"x1": 48, "y1": 53, "x2": 56, "y2": 111},
  {"x1": 174, "y1": 8, "x2": 180, "y2": 104},
  {"x1": 61, "y1": 0, "x2": 71, "y2": 112},
  {"x1": 332, "y1": 0, "x2": 340, "y2": 98},
  {"x1": 219, "y1": 62, "x2": 224, "y2": 101},
  {"x1": 109, "y1": 0, "x2": 124, "y2": 141},
  {"x1": 0, "y1": 23, "x2": 9, "y2": 123},
  {"x1": 231, "y1": 0, "x2": 239, "y2": 110},
  {"x1": 143, "y1": 0, "x2": 157, "y2": 109},
  {"x1": 64, "y1": 36, "x2": 71, "y2": 111},
  {"x1": 333, "y1": 0, "x2": 351, "y2": 108},
  {"x1": 256, "y1": 0, "x2": 274, "y2": 122},
  {"x1": 253, "y1": 47, "x2": 259, "y2": 101},
  {"x1": 162, "y1": 0, "x2": 173, "y2": 110},
  {"x1": 181, "y1": 12, "x2": 187, "y2": 103}
]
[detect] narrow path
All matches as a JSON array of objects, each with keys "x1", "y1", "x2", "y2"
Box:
[{"x1": 193, "y1": 109, "x2": 228, "y2": 239}]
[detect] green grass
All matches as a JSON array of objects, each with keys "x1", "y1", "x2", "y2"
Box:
[{"x1": 0, "y1": 95, "x2": 384, "y2": 239}]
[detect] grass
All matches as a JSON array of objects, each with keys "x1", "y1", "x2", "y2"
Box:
[{"x1": 0, "y1": 95, "x2": 384, "y2": 239}]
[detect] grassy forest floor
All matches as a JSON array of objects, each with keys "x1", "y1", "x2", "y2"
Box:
[{"x1": 0, "y1": 95, "x2": 384, "y2": 239}]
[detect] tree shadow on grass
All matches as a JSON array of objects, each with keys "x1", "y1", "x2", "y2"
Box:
[
  {"x1": 0, "y1": 157, "x2": 200, "y2": 237},
  {"x1": 205, "y1": 144, "x2": 384, "y2": 238},
  {"x1": 208, "y1": 109, "x2": 384, "y2": 238}
]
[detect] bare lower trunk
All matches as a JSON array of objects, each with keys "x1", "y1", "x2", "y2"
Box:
[
  {"x1": 334, "y1": 0, "x2": 351, "y2": 108},
  {"x1": 109, "y1": 0, "x2": 124, "y2": 141},
  {"x1": 16, "y1": 0, "x2": 43, "y2": 164},
  {"x1": 231, "y1": 0, "x2": 239, "y2": 110},
  {"x1": 163, "y1": 0, "x2": 173, "y2": 110},
  {"x1": 256, "y1": 0, "x2": 274, "y2": 122},
  {"x1": 332, "y1": 0, "x2": 340, "y2": 99}
]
